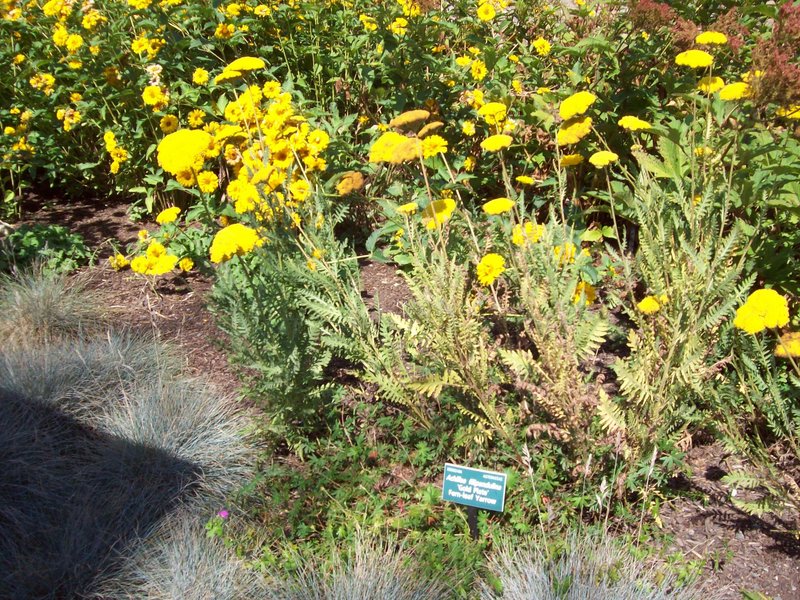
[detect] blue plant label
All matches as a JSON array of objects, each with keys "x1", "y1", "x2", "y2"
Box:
[{"x1": 441, "y1": 463, "x2": 507, "y2": 512}]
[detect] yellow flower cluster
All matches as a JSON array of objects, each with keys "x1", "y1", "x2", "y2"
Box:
[
  {"x1": 131, "y1": 240, "x2": 179, "y2": 276},
  {"x1": 103, "y1": 131, "x2": 129, "y2": 174},
  {"x1": 733, "y1": 289, "x2": 790, "y2": 334},
  {"x1": 209, "y1": 223, "x2": 263, "y2": 263}
]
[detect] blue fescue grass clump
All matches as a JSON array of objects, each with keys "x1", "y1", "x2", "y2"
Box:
[
  {"x1": 479, "y1": 531, "x2": 718, "y2": 600},
  {"x1": 0, "y1": 267, "x2": 255, "y2": 599}
]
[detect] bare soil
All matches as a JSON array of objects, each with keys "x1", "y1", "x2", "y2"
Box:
[{"x1": 10, "y1": 193, "x2": 800, "y2": 600}]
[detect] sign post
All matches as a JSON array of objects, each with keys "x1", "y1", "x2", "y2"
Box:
[{"x1": 441, "y1": 463, "x2": 507, "y2": 539}]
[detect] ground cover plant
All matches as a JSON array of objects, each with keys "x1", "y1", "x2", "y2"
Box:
[{"x1": 2, "y1": 0, "x2": 800, "y2": 597}]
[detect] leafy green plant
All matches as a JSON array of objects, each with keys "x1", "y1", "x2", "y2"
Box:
[{"x1": 0, "y1": 223, "x2": 93, "y2": 274}]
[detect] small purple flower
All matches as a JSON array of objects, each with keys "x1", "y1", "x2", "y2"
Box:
[{"x1": 217, "y1": 509, "x2": 229, "y2": 520}]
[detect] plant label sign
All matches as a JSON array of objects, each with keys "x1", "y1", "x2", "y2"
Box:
[{"x1": 442, "y1": 463, "x2": 507, "y2": 512}]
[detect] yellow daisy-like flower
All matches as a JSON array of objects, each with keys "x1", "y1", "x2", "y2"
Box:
[
  {"x1": 775, "y1": 331, "x2": 800, "y2": 358},
  {"x1": 559, "y1": 91, "x2": 597, "y2": 120},
  {"x1": 142, "y1": 85, "x2": 166, "y2": 107},
  {"x1": 480, "y1": 133, "x2": 512, "y2": 152},
  {"x1": 197, "y1": 170, "x2": 219, "y2": 193},
  {"x1": 476, "y1": 2, "x2": 495, "y2": 21},
  {"x1": 462, "y1": 120, "x2": 476, "y2": 136},
  {"x1": 192, "y1": 68, "x2": 209, "y2": 85},
  {"x1": 157, "y1": 129, "x2": 212, "y2": 176},
  {"x1": 262, "y1": 81, "x2": 282, "y2": 99},
  {"x1": 618, "y1": 115, "x2": 651, "y2": 131},
  {"x1": 156, "y1": 206, "x2": 181, "y2": 224},
  {"x1": 516, "y1": 175, "x2": 535, "y2": 185},
  {"x1": 533, "y1": 37, "x2": 551, "y2": 56},
  {"x1": 421, "y1": 198, "x2": 456, "y2": 229},
  {"x1": 719, "y1": 82, "x2": 751, "y2": 101},
  {"x1": 482, "y1": 197, "x2": 515, "y2": 215},
  {"x1": 209, "y1": 223, "x2": 263, "y2": 263},
  {"x1": 589, "y1": 150, "x2": 619, "y2": 168},
  {"x1": 556, "y1": 116, "x2": 592, "y2": 146},
  {"x1": 477, "y1": 102, "x2": 507, "y2": 125},
  {"x1": 188, "y1": 109, "x2": 205, "y2": 128},
  {"x1": 159, "y1": 115, "x2": 178, "y2": 134},
  {"x1": 471, "y1": 59, "x2": 488, "y2": 81},
  {"x1": 733, "y1": 289, "x2": 790, "y2": 334},
  {"x1": 421, "y1": 134, "x2": 448, "y2": 158},
  {"x1": 675, "y1": 49, "x2": 713, "y2": 69},
  {"x1": 637, "y1": 296, "x2": 661, "y2": 314},
  {"x1": 559, "y1": 153, "x2": 584, "y2": 167},
  {"x1": 476, "y1": 253, "x2": 506, "y2": 286},
  {"x1": 179, "y1": 257, "x2": 194, "y2": 272},
  {"x1": 697, "y1": 76, "x2": 725, "y2": 94},
  {"x1": 695, "y1": 31, "x2": 727, "y2": 45}
]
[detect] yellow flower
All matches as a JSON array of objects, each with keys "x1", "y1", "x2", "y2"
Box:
[
  {"x1": 157, "y1": 129, "x2": 212, "y2": 176},
  {"x1": 719, "y1": 82, "x2": 751, "y2": 101},
  {"x1": 637, "y1": 296, "x2": 661, "y2": 314},
  {"x1": 516, "y1": 175, "x2": 535, "y2": 185},
  {"x1": 262, "y1": 81, "x2": 282, "y2": 99},
  {"x1": 697, "y1": 76, "x2": 725, "y2": 94},
  {"x1": 209, "y1": 223, "x2": 263, "y2": 263},
  {"x1": 108, "y1": 253, "x2": 129, "y2": 270},
  {"x1": 557, "y1": 116, "x2": 592, "y2": 146},
  {"x1": 733, "y1": 289, "x2": 790, "y2": 334},
  {"x1": 188, "y1": 109, "x2": 205, "y2": 128},
  {"x1": 462, "y1": 120, "x2": 476, "y2": 136},
  {"x1": 589, "y1": 150, "x2": 619, "y2": 168},
  {"x1": 471, "y1": 59, "x2": 488, "y2": 81},
  {"x1": 675, "y1": 49, "x2": 713, "y2": 69},
  {"x1": 775, "y1": 332, "x2": 800, "y2": 358},
  {"x1": 226, "y1": 56, "x2": 266, "y2": 72},
  {"x1": 573, "y1": 281, "x2": 596, "y2": 305},
  {"x1": 390, "y1": 109, "x2": 430, "y2": 130},
  {"x1": 156, "y1": 206, "x2": 181, "y2": 224},
  {"x1": 142, "y1": 85, "x2": 167, "y2": 107},
  {"x1": 369, "y1": 131, "x2": 422, "y2": 163},
  {"x1": 421, "y1": 198, "x2": 456, "y2": 229},
  {"x1": 65, "y1": 34, "x2": 83, "y2": 53},
  {"x1": 456, "y1": 55, "x2": 473, "y2": 67},
  {"x1": 777, "y1": 105, "x2": 800, "y2": 120},
  {"x1": 482, "y1": 197, "x2": 515, "y2": 215},
  {"x1": 179, "y1": 257, "x2": 194, "y2": 272},
  {"x1": 695, "y1": 31, "x2": 727, "y2": 45},
  {"x1": 559, "y1": 91, "x2": 597, "y2": 120},
  {"x1": 559, "y1": 153, "x2": 584, "y2": 167},
  {"x1": 512, "y1": 221, "x2": 545, "y2": 246},
  {"x1": 192, "y1": 68, "x2": 209, "y2": 85},
  {"x1": 138, "y1": 229, "x2": 149, "y2": 242},
  {"x1": 477, "y1": 102, "x2": 507, "y2": 125},
  {"x1": 359, "y1": 14, "x2": 378, "y2": 32},
  {"x1": 476, "y1": 253, "x2": 506, "y2": 286},
  {"x1": 618, "y1": 115, "x2": 651, "y2": 131},
  {"x1": 197, "y1": 170, "x2": 219, "y2": 193},
  {"x1": 159, "y1": 115, "x2": 178, "y2": 134},
  {"x1": 388, "y1": 17, "x2": 408, "y2": 36},
  {"x1": 421, "y1": 135, "x2": 448, "y2": 158},
  {"x1": 533, "y1": 37, "x2": 551, "y2": 56},
  {"x1": 397, "y1": 201, "x2": 419, "y2": 215},
  {"x1": 553, "y1": 242, "x2": 577, "y2": 264},
  {"x1": 476, "y1": 2, "x2": 495, "y2": 21},
  {"x1": 336, "y1": 171, "x2": 365, "y2": 195},
  {"x1": 480, "y1": 133, "x2": 512, "y2": 152}
]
